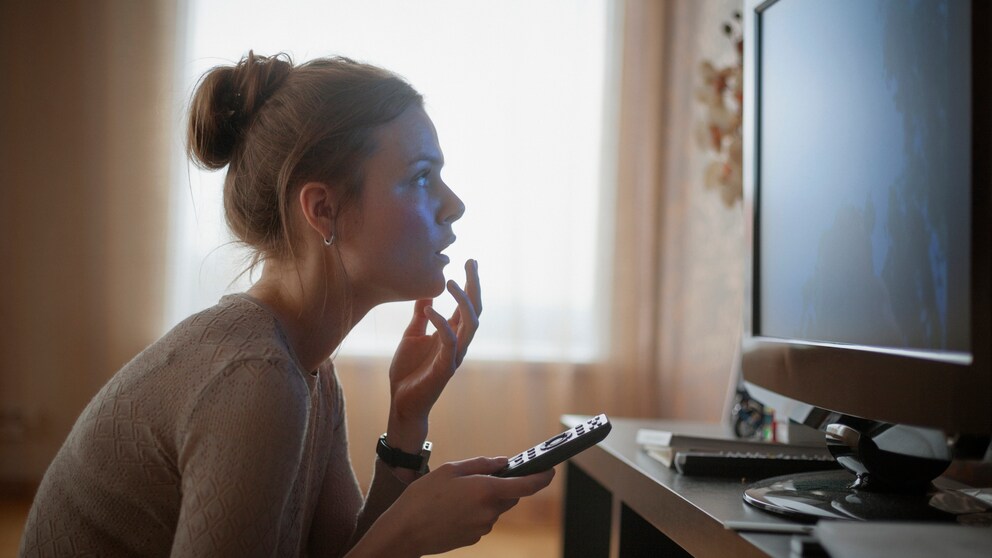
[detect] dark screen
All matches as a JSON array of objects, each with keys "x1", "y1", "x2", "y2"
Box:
[{"x1": 758, "y1": 0, "x2": 971, "y2": 353}]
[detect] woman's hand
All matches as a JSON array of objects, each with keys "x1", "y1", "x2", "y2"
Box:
[
  {"x1": 360, "y1": 457, "x2": 555, "y2": 557},
  {"x1": 386, "y1": 260, "x2": 482, "y2": 451}
]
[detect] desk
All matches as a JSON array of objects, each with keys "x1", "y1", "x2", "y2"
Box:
[
  {"x1": 561, "y1": 416, "x2": 793, "y2": 557},
  {"x1": 559, "y1": 416, "x2": 992, "y2": 557}
]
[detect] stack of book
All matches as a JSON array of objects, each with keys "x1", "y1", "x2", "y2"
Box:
[{"x1": 635, "y1": 428, "x2": 830, "y2": 468}]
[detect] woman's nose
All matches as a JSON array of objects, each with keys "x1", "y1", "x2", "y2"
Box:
[{"x1": 441, "y1": 183, "x2": 465, "y2": 225}]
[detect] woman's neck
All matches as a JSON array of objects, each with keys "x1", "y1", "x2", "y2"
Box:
[{"x1": 246, "y1": 258, "x2": 366, "y2": 372}]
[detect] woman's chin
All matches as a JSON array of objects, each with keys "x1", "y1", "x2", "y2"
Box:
[
  {"x1": 424, "y1": 276, "x2": 448, "y2": 298},
  {"x1": 394, "y1": 275, "x2": 447, "y2": 302},
  {"x1": 373, "y1": 263, "x2": 450, "y2": 303}
]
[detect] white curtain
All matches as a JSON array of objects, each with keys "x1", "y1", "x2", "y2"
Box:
[
  {"x1": 167, "y1": 0, "x2": 613, "y2": 364},
  {"x1": 166, "y1": 1, "x2": 620, "y2": 527}
]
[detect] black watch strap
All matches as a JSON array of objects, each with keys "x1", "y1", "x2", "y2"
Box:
[{"x1": 376, "y1": 434, "x2": 432, "y2": 474}]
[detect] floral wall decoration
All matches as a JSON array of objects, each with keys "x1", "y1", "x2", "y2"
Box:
[{"x1": 695, "y1": 11, "x2": 744, "y2": 207}]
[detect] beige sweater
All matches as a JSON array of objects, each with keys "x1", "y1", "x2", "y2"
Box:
[{"x1": 20, "y1": 294, "x2": 407, "y2": 557}]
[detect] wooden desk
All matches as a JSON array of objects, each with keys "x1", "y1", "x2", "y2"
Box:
[
  {"x1": 560, "y1": 416, "x2": 992, "y2": 558},
  {"x1": 561, "y1": 416, "x2": 795, "y2": 557}
]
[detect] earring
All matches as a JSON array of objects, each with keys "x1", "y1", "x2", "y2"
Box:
[{"x1": 323, "y1": 234, "x2": 335, "y2": 246}]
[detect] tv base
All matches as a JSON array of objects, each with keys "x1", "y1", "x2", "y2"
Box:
[{"x1": 743, "y1": 470, "x2": 988, "y2": 522}]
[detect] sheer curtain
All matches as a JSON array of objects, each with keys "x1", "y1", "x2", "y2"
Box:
[
  {"x1": 167, "y1": 0, "x2": 618, "y2": 525},
  {"x1": 166, "y1": 0, "x2": 611, "y2": 364}
]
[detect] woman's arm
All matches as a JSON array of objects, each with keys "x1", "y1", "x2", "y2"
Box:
[
  {"x1": 318, "y1": 260, "x2": 497, "y2": 556},
  {"x1": 171, "y1": 360, "x2": 309, "y2": 557},
  {"x1": 386, "y1": 260, "x2": 482, "y2": 455},
  {"x1": 307, "y1": 368, "x2": 393, "y2": 557}
]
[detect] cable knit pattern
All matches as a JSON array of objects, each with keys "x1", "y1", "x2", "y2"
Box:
[{"x1": 20, "y1": 294, "x2": 406, "y2": 557}]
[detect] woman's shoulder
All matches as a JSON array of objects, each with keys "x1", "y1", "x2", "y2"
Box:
[
  {"x1": 170, "y1": 293, "x2": 292, "y2": 361},
  {"x1": 114, "y1": 293, "x2": 302, "y2": 397}
]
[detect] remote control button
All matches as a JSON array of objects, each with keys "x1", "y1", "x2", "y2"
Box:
[{"x1": 541, "y1": 432, "x2": 573, "y2": 450}]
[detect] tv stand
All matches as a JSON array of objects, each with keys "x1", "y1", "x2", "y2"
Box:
[
  {"x1": 560, "y1": 416, "x2": 992, "y2": 557},
  {"x1": 743, "y1": 469, "x2": 969, "y2": 522}
]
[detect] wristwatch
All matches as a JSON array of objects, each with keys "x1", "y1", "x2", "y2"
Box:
[{"x1": 376, "y1": 434, "x2": 432, "y2": 474}]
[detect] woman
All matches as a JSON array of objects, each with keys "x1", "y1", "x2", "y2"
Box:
[{"x1": 19, "y1": 52, "x2": 553, "y2": 557}]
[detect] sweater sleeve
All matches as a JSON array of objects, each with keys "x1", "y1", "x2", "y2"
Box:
[
  {"x1": 350, "y1": 459, "x2": 420, "y2": 548},
  {"x1": 307, "y1": 367, "x2": 416, "y2": 557},
  {"x1": 171, "y1": 359, "x2": 310, "y2": 557}
]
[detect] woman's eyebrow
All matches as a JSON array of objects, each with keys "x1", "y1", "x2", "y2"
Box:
[{"x1": 408, "y1": 152, "x2": 443, "y2": 167}]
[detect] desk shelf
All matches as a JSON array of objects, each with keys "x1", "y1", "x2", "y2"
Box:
[
  {"x1": 561, "y1": 416, "x2": 810, "y2": 557},
  {"x1": 560, "y1": 415, "x2": 991, "y2": 558}
]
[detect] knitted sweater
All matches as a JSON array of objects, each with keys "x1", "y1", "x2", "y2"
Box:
[{"x1": 19, "y1": 293, "x2": 407, "y2": 557}]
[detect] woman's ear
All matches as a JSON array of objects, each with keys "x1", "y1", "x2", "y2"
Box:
[{"x1": 298, "y1": 181, "x2": 336, "y2": 243}]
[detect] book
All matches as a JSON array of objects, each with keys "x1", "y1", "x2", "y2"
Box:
[
  {"x1": 636, "y1": 428, "x2": 829, "y2": 468},
  {"x1": 645, "y1": 446, "x2": 678, "y2": 467}
]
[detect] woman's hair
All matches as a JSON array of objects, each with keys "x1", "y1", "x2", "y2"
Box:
[{"x1": 187, "y1": 51, "x2": 423, "y2": 267}]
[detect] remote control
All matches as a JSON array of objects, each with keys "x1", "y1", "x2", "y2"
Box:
[{"x1": 494, "y1": 414, "x2": 612, "y2": 478}]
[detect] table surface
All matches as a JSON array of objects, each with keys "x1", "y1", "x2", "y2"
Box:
[
  {"x1": 563, "y1": 415, "x2": 803, "y2": 557},
  {"x1": 562, "y1": 415, "x2": 992, "y2": 558}
]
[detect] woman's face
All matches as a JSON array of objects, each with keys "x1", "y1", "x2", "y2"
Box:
[{"x1": 337, "y1": 104, "x2": 465, "y2": 305}]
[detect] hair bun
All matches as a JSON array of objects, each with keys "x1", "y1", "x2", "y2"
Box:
[{"x1": 188, "y1": 51, "x2": 293, "y2": 169}]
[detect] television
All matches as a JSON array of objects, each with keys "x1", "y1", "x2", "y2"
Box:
[{"x1": 740, "y1": 0, "x2": 991, "y2": 521}]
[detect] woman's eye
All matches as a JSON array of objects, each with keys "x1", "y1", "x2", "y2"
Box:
[{"x1": 414, "y1": 173, "x2": 430, "y2": 188}]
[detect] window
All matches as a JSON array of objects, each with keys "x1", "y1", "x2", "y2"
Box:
[{"x1": 167, "y1": 0, "x2": 613, "y2": 362}]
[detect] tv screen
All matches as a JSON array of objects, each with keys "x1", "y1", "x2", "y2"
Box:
[
  {"x1": 757, "y1": 0, "x2": 971, "y2": 356},
  {"x1": 740, "y1": 0, "x2": 991, "y2": 520},
  {"x1": 741, "y1": 0, "x2": 991, "y2": 436}
]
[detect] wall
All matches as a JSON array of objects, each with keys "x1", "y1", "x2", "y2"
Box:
[
  {"x1": 0, "y1": 0, "x2": 176, "y2": 487},
  {"x1": 656, "y1": 0, "x2": 744, "y2": 421}
]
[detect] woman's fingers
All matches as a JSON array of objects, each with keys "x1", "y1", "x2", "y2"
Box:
[
  {"x1": 447, "y1": 259, "x2": 482, "y2": 324},
  {"x1": 446, "y1": 261, "x2": 482, "y2": 358},
  {"x1": 445, "y1": 281, "x2": 479, "y2": 365},
  {"x1": 387, "y1": 455, "x2": 550, "y2": 556},
  {"x1": 445, "y1": 457, "x2": 556, "y2": 499},
  {"x1": 446, "y1": 456, "x2": 508, "y2": 476},
  {"x1": 464, "y1": 259, "x2": 482, "y2": 316},
  {"x1": 491, "y1": 468, "x2": 556, "y2": 499},
  {"x1": 404, "y1": 299, "x2": 433, "y2": 337},
  {"x1": 423, "y1": 304, "x2": 457, "y2": 363}
]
